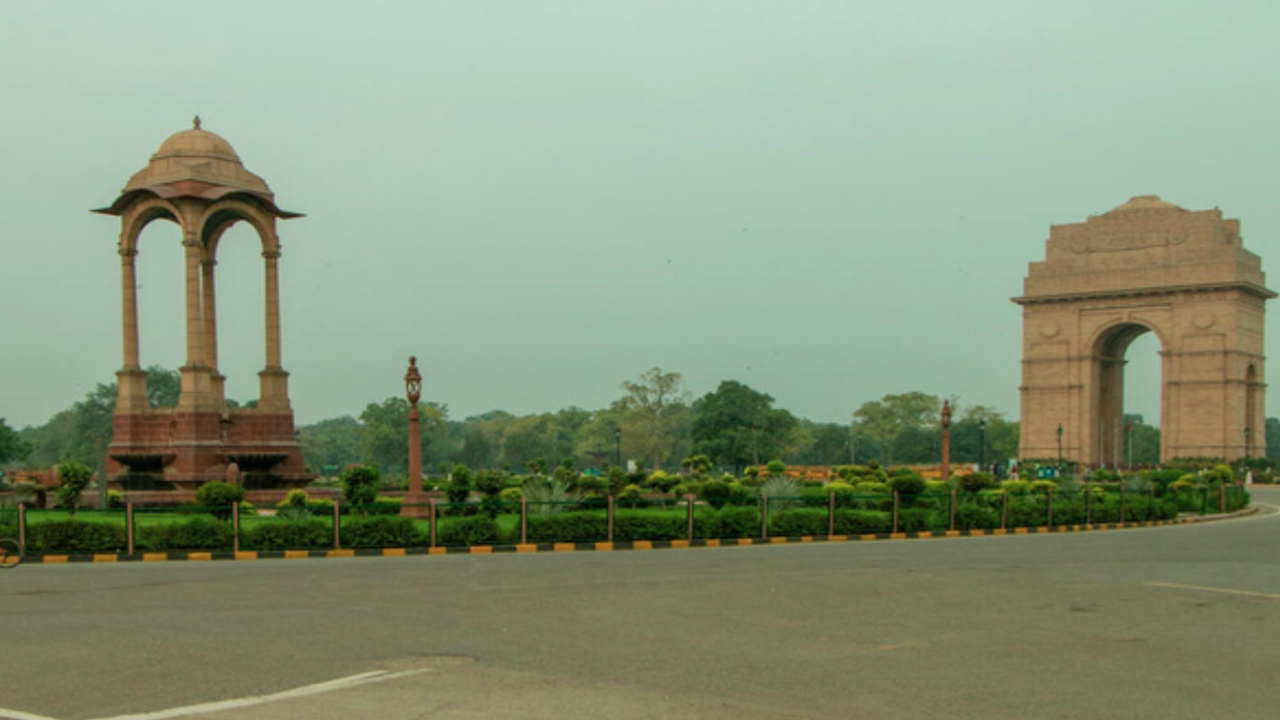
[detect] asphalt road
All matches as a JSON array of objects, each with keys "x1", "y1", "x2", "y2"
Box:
[{"x1": 2, "y1": 489, "x2": 1278, "y2": 720}]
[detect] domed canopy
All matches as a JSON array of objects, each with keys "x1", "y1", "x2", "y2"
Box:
[
  {"x1": 94, "y1": 117, "x2": 300, "y2": 218},
  {"x1": 1105, "y1": 195, "x2": 1185, "y2": 215}
]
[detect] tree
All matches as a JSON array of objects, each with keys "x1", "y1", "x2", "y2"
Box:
[
  {"x1": 299, "y1": 416, "x2": 361, "y2": 475},
  {"x1": 146, "y1": 366, "x2": 181, "y2": 408},
  {"x1": 357, "y1": 398, "x2": 449, "y2": 477},
  {"x1": 620, "y1": 367, "x2": 690, "y2": 471},
  {"x1": 55, "y1": 461, "x2": 95, "y2": 515},
  {"x1": 1266, "y1": 418, "x2": 1280, "y2": 461},
  {"x1": 690, "y1": 381, "x2": 801, "y2": 471},
  {"x1": 0, "y1": 418, "x2": 30, "y2": 466},
  {"x1": 852, "y1": 392, "x2": 942, "y2": 464}
]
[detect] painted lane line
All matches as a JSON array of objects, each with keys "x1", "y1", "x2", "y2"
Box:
[
  {"x1": 89, "y1": 668, "x2": 429, "y2": 720},
  {"x1": 1145, "y1": 581, "x2": 1280, "y2": 600},
  {"x1": 0, "y1": 708, "x2": 61, "y2": 720}
]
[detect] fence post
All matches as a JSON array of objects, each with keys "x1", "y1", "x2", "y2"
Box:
[
  {"x1": 686, "y1": 495, "x2": 694, "y2": 542},
  {"x1": 828, "y1": 491, "x2": 835, "y2": 537},
  {"x1": 892, "y1": 491, "x2": 900, "y2": 534},
  {"x1": 1086, "y1": 484, "x2": 1092, "y2": 526},
  {"x1": 761, "y1": 493, "x2": 769, "y2": 539},
  {"x1": 1001, "y1": 490, "x2": 1007, "y2": 530},
  {"x1": 333, "y1": 501, "x2": 341, "y2": 549},
  {"x1": 950, "y1": 489, "x2": 956, "y2": 531},
  {"x1": 125, "y1": 502, "x2": 133, "y2": 555},
  {"x1": 429, "y1": 499, "x2": 437, "y2": 547},
  {"x1": 607, "y1": 495, "x2": 615, "y2": 543},
  {"x1": 232, "y1": 502, "x2": 240, "y2": 554},
  {"x1": 18, "y1": 503, "x2": 26, "y2": 554},
  {"x1": 1047, "y1": 489, "x2": 1054, "y2": 527},
  {"x1": 521, "y1": 496, "x2": 528, "y2": 545}
]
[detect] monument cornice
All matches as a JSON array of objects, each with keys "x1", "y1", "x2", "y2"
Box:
[{"x1": 1012, "y1": 280, "x2": 1277, "y2": 306}]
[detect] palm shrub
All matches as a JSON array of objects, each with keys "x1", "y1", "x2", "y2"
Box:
[
  {"x1": 758, "y1": 476, "x2": 801, "y2": 512},
  {"x1": 522, "y1": 476, "x2": 582, "y2": 516}
]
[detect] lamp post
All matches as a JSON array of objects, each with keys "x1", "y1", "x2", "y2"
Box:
[
  {"x1": 978, "y1": 418, "x2": 987, "y2": 473},
  {"x1": 401, "y1": 356, "x2": 427, "y2": 517},
  {"x1": 940, "y1": 400, "x2": 952, "y2": 482},
  {"x1": 614, "y1": 427, "x2": 622, "y2": 468},
  {"x1": 1056, "y1": 423, "x2": 1064, "y2": 476}
]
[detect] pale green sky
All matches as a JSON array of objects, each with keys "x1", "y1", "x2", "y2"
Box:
[{"x1": 2, "y1": 1, "x2": 1278, "y2": 429}]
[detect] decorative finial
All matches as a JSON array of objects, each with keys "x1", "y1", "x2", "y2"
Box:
[
  {"x1": 193, "y1": 115, "x2": 202, "y2": 130},
  {"x1": 409, "y1": 355, "x2": 417, "y2": 366}
]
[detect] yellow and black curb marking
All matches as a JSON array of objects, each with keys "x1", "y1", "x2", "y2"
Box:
[{"x1": 18, "y1": 509, "x2": 1256, "y2": 565}]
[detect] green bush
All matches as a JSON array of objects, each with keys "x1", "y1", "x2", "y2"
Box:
[
  {"x1": 954, "y1": 504, "x2": 1000, "y2": 529},
  {"x1": 699, "y1": 479, "x2": 733, "y2": 509},
  {"x1": 525, "y1": 511, "x2": 608, "y2": 543},
  {"x1": 958, "y1": 472, "x2": 996, "y2": 493},
  {"x1": 888, "y1": 473, "x2": 925, "y2": 497},
  {"x1": 341, "y1": 465, "x2": 381, "y2": 506},
  {"x1": 1029, "y1": 480, "x2": 1058, "y2": 495},
  {"x1": 646, "y1": 471, "x2": 681, "y2": 496},
  {"x1": 831, "y1": 509, "x2": 893, "y2": 534},
  {"x1": 1001, "y1": 480, "x2": 1031, "y2": 494},
  {"x1": 769, "y1": 508, "x2": 828, "y2": 536},
  {"x1": 437, "y1": 515, "x2": 499, "y2": 546},
  {"x1": 242, "y1": 519, "x2": 329, "y2": 550},
  {"x1": 614, "y1": 510, "x2": 693, "y2": 541},
  {"x1": 826, "y1": 482, "x2": 857, "y2": 509},
  {"x1": 55, "y1": 461, "x2": 95, "y2": 515},
  {"x1": 195, "y1": 481, "x2": 247, "y2": 519},
  {"x1": 139, "y1": 516, "x2": 232, "y2": 551},
  {"x1": 26, "y1": 518, "x2": 127, "y2": 553},
  {"x1": 341, "y1": 516, "x2": 423, "y2": 547},
  {"x1": 499, "y1": 487, "x2": 524, "y2": 504},
  {"x1": 278, "y1": 489, "x2": 309, "y2": 508},
  {"x1": 618, "y1": 484, "x2": 644, "y2": 508},
  {"x1": 709, "y1": 505, "x2": 760, "y2": 538}
]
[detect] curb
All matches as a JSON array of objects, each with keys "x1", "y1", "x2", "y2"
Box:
[{"x1": 15, "y1": 507, "x2": 1258, "y2": 565}]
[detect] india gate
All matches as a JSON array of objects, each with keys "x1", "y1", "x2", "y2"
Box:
[
  {"x1": 1016, "y1": 196, "x2": 1272, "y2": 465},
  {"x1": 94, "y1": 119, "x2": 310, "y2": 493}
]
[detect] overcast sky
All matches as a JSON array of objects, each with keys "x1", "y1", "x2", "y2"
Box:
[{"x1": 2, "y1": 1, "x2": 1278, "y2": 430}]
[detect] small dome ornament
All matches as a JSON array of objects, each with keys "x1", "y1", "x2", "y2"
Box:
[{"x1": 193, "y1": 115, "x2": 202, "y2": 130}]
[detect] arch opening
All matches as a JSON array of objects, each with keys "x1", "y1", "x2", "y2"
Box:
[
  {"x1": 1093, "y1": 322, "x2": 1164, "y2": 468},
  {"x1": 208, "y1": 221, "x2": 266, "y2": 409},
  {"x1": 134, "y1": 218, "x2": 186, "y2": 383}
]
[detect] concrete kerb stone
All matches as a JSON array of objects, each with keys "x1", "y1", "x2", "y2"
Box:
[{"x1": 17, "y1": 508, "x2": 1257, "y2": 565}]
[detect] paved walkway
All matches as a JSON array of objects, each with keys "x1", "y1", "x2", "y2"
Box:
[{"x1": 2, "y1": 488, "x2": 1278, "y2": 720}]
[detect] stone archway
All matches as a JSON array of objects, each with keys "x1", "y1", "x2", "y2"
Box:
[{"x1": 1015, "y1": 196, "x2": 1273, "y2": 465}]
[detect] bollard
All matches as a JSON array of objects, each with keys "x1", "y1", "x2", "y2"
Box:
[
  {"x1": 892, "y1": 491, "x2": 899, "y2": 534},
  {"x1": 761, "y1": 493, "x2": 769, "y2": 539},
  {"x1": 429, "y1": 499, "x2": 437, "y2": 547},
  {"x1": 125, "y1": 502, "x2": 134, "y2": 555},
  {"x1": 521, "y1": 496, "x2": 528, "y2": 545},
  {"x1": 828, "y1": 491, "x2": 836, "y2": 537},
  {"x1": 687, "y1": 495, "x2": 695, "y2": 542},
  {"x1": 232, "y1": 502, "x2": 240, "y2": 554},
  {"x1": 1001, "y1": 490, "x2": 1007, "y2": 530},
  {"x1": 950, "y1": 489, "x2": 956, "y2": 531},
  {"x1": 607, "y1": 496, "x2": 615, "y2": 543},
  {"x1": 333, "y1": 501, "x2": 341, "y2": 549}
]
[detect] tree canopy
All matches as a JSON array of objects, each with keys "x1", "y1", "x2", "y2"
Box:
[{"x1": 690, "y1": 380, "x2": 801, "y2": 471}]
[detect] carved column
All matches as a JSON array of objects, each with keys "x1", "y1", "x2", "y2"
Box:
[
  {"x1": 178, "y1": 235, "x2": 211, "y2": 410},
  {"x1": 200, "y1": 258, "x2": 224, "y2": 404},
  {"x1": 116, "y1": 246, "x2": 148, "y2": 412},
  {"x1": 258, "y1": 246, "x2": 290, "y2": 412}
]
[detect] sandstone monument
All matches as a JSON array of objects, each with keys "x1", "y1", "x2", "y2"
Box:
[
  {"x1": 94, "y1": 119, "x2": 311, "y2": 493},
  {"x1": 1015, "y1": 196, "x2": 1272, "y2": 465}
]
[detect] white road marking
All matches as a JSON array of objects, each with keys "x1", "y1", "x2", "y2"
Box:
[
  {"x1": 0, "y1": 708, "x2": 61, "y2": 720},
  {"x1": 1145, "y1": 581, "x2": 1280, "y2": 600},
  {"x1": 88, "y1": 668, "x2": 429, "y2": 720}
]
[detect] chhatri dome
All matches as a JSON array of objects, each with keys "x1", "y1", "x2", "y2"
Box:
[{"x1": 95, "y1": 117, "x2": 298, "y2": 218}]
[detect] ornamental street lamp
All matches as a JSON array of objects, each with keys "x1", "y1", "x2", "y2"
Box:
[
  {"x1": 401, "y1": 356, "x2": 428, "y2": 517},
  {"x1": 978, "y1": 418, "x2": 987, "y2": 473}
]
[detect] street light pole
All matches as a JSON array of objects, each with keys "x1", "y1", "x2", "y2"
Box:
[{"x1": 1056, "y1": 423, "x2": 1063, "y2": 476}]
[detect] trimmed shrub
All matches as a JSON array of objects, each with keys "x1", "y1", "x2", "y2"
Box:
[
  {"x1": 1001, "y1": 480, "x2": 1031, "y2": 494},
  {"x1": 1029, "y1": 480, "x2": 1058, "y2": 495},
  {"x1": 341, "y1": 465, "x2": 380, "y2": 506},
  {"x1": 613, "y1": 510, "x2": 689, "y2": 541},
  {"x1": 699, "y1": 479, "x2": 733, "y2": 509},
  {"x1": 888, "y1": 473, "x2": 925, "y2": 497},
  {"x1": 243, "y1": 519, "x2": 329, "y2": 550},
  {"x1": 710, "y1": 505, "x2": 760, "y2": 538},
  {"x1": 55, "y1": 461, "x2": 95, "y2": 514},
  {"x1": 525, "y1": 511, "x2": 608, "y2": 543},
  {"x1": 954, "y1": 504, "x2": 1000, "y2": 529},
  {"x1": 27, "y1": 519, "x2": 127, "y2": 553},
  {"x1": 139, "y1": 516, "x2": 233, "y2": 551},
  {"x1": 195, "y1": 481, "x2": 246, "y2": 519},
  {"x1": 831, "y1": 509, "x2": 893, "y2": 534},
  {"x1": 436, "y1": 515, "x2": 499, "y2": 546},
  {"x1": 769, "y1": 508, "x2": 828, "y2": 537},
  {"x1": 619, "y1": 484, "x2": 644, "y2": 508},
  {"x1": 341, "y1": 516, "x2": 423, "y2": 547},
  {"x1": 499, "y1": 487, "x2": 523, "y2": 504},
  {"x1": 826, "y1": 481, "x2": 856, "y2": 509},
  {"x1": 278, "y1": 489, "x2": 310, "y2": 508},
  {"x1": 106, "y1": 489, "x2": 125, "y2": 509},
  {"x1": 958, "y1": 472, "x2": 996, "y2": 493}
]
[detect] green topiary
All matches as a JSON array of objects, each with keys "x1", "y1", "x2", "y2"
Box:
[
  {"x1": 340, "y1": 465, "x2": 380, "y2": 506},
  {"x1": 958, "y1": 472, "x2": 996, "y2": 493},
  {"x1": 55, "y1": 461, "x2": 95, "y2": 515},
  {"x1": 195, "y1": 481, "x2": 247, "y2": 519},
  {"x1": 766, "y1": 459, "x2": 787, "y2": 476},
  {"x1": 646, "y1": 470, "x2": 681, "y2": 496},
  {"x1": 499, "y1": 487, "x2": 524, "y2": 504},
  {"x1": 888, "y1": 473, "x2": 925, "y2": 497},
  {"x1": 618, "y1": 484, "x2": 644, "y2": 508},
  {"x1": 1029, "y1": 480, "x2": 1058, "y2": 495},
  {"x1": 436, "y1": 515, "x2": 499, "y2": 546},
  {"x1": 340, "y1": 516, "x2": 423, "y2": 547},
  {"x1": 1001, "y1": 479, "x2": 1031, "y2": 494},
  {"x1": 278, "y1": 489, "x2": 310, "y2": 508},
  {"x1": 699, "y1": 479, "x2": 733, "y2": 509}
]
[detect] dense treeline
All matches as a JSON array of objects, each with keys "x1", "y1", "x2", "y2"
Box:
[{"x1": 8, "y1": 365, "x2": 1271, "y2": 477}]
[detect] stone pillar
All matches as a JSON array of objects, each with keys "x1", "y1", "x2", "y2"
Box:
[
  {"x1": 200, "y1": 258, "x2": 225, "y2": 404},
  {"x1": 116, "y1": 247, "x2": 148, "y2": 412},
  {"x1": 257, "y1": 247, "x2": 290, "y2": 412},
  {"x1": 178, "y1": 236, "x2": 210, "y2": 410}
]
